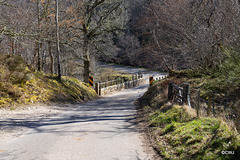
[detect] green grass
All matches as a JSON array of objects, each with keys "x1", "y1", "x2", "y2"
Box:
[
  {"x1": 140, "y1": 78, "x2": 240, "y2": 160},
  {"x1": 148, "y1": 105, "x2": 192, "y2": 127},
  {"x1": 144, "y1": 104, "x2": 240, "y2": 160}
]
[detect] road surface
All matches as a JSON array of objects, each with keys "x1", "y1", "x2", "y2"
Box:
[
  {"x1": 0, "y1": 85, "x2": 154, "y2": 160},
  {"x1": 0, "y1": 63, "x2": 166, "y2": 160},
  {"x1": 99, "y1": 62, "x2": 167, "y2": 80}
]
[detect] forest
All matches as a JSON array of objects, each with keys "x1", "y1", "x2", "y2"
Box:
[
  {"x1": 0, "y1": 0, "x2": 240, "y2": 75},
  {"x1": 1, "y1": 0, "x2": 240, "y2": 81},
  {"x1": 0, "y1": 0, "x2": 240, "y2": 90},
  {"x1": 1, "y1": 0, "x2": 240, "y2": 96}
]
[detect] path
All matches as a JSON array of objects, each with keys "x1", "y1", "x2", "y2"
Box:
[
  {"x1": 0, "y1": 63, "x2": 167, "y2": 160},
  {"x1": 0, "y1": 85, "x2": 155, "y2": 160}
]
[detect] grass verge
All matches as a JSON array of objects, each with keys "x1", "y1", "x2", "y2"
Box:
[{"x1": 139, "y1": 79, "x2": 240, "y2": 160}]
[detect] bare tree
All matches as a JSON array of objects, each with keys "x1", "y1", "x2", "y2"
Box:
[
  {"x1": 65, "y1": 0, "x2": 128, "y2": 82},
  {"x1": 55, "y1": 0, "x2": 61, "y2": 78},
  {"x1": 130, "y1": 0, "x2": 240, "y2": 71}
]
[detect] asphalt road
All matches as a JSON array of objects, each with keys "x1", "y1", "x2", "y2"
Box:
[
  {"x1": 99, "y1": 62, "x2": 168, "y2": 80},
  {"x1": 0, "y1": 64, "x2": 167, "y2": 160},
  {"x1": 1, "y1": 85, "x2": 153, "y2": 160}
]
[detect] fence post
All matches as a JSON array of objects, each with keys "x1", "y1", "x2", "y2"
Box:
[
  {"x1": 182, "y1": 83, "x2": 190, "y2": 104},
  {"x1": 197, "y1": 90, "x2": 200, "y2": 118},
  {"x1": 95, "y1": 82, "x2": 99, "y2": 96},
  {"x1": 168, "y1": 83, "x2": 173, "y2": 101},
  {"x1": 207, "y1": 96, "x2": 211, "y2": 116},
  {"x1": 224, "y1": 92, "x2": 227, "y2": 119},
  {"x1": 99, "y1": 83, "x2": 101, "y2": 96},
  {"x1": 212, "y1": 91, "x2": 215, "y2": 116},
  {"x1": 236, "y1": 101, "x2": 240, "y2": 132}
]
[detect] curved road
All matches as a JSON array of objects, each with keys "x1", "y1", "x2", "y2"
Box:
[
  {"x1": 0, "y1": 64, "x2": 166, "y2": 160},
  {"x1": 99, "y1": 62, "x2": 167, "y2": 80}
]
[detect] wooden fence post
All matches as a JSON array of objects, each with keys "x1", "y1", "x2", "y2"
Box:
[
  {"x1": 236, "y1": 101, "x2": 240, "y2": 132},
  {"x1": 207, "y1": 97, "x2": 211, "y2": 116},
  {"x1": 99, "y1": 83, "x2": 101, "y2": 96},
  {"x1": 182, "y1": 83, "x2": 190, "y2": 104},
  {"x1": 95, "y1": 82, "x2": 99, "y2": 95},
  {"x1": 224, "y1": 92, "x2": 227, "y2": 119},
  {"x1": 168, "y1": 83, "x2": 173, "y2": 101},
  {"x1": 197, "y1": 90, "x2": 200, "y2": 118},
  {"x1": 212, "y1": 91, "x2": 215, "y2": 116}
]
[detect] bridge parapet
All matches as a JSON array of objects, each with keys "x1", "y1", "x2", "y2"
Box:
[{"x1": 96, "y1": 75, "x2": 147, "y2": 96}]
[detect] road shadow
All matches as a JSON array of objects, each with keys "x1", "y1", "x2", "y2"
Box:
[{"x1": 0, "y1": 87, "x2": 145, "y2": 136}]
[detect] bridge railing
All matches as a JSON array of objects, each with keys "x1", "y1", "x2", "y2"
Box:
[{"x1": 95, "y1": 74, "x2": 145, "y2": 96}]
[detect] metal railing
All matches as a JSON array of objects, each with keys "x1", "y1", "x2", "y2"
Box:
[{"x1": 95, "y1": 74, "x2": 144, "y2": 96}]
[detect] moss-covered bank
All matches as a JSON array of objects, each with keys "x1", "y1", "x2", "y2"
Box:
[{"x1": 0, "y1": 54, "x2": 97, "y2": 108}]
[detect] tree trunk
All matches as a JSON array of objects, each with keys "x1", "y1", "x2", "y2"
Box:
[
  {"x1": 56, "y1": 0, "x2": 61, "y2": 79},
  {"x1": 41, "y1": 43, "x2": 46, "y2": 72},
  {"x1": 83, "y1": 36, "x2": 90, "y2": 83},
  {"x1": 152, "y1": 29, "x2": 171, "y2": 73},
  {"x1": 37, "y1": 0, "x2": 41, "y2": 71},
  {"x1": 10, "y1": 38, "x2": 15, "y2": 55},
  {"x1": 36, "y1": 43, "x2": 41, "y2": 71},
  {"x1": 48, "y1": 41, "x2": 54, "y2": 74}
]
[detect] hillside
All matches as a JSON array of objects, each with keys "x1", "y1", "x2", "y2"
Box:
[
  {"x1": 0, "y1": 54, "x2": 97, "y2": 108},
  {"x1": 139, "y1": 78, "x2": 240, "y2": 160}
]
